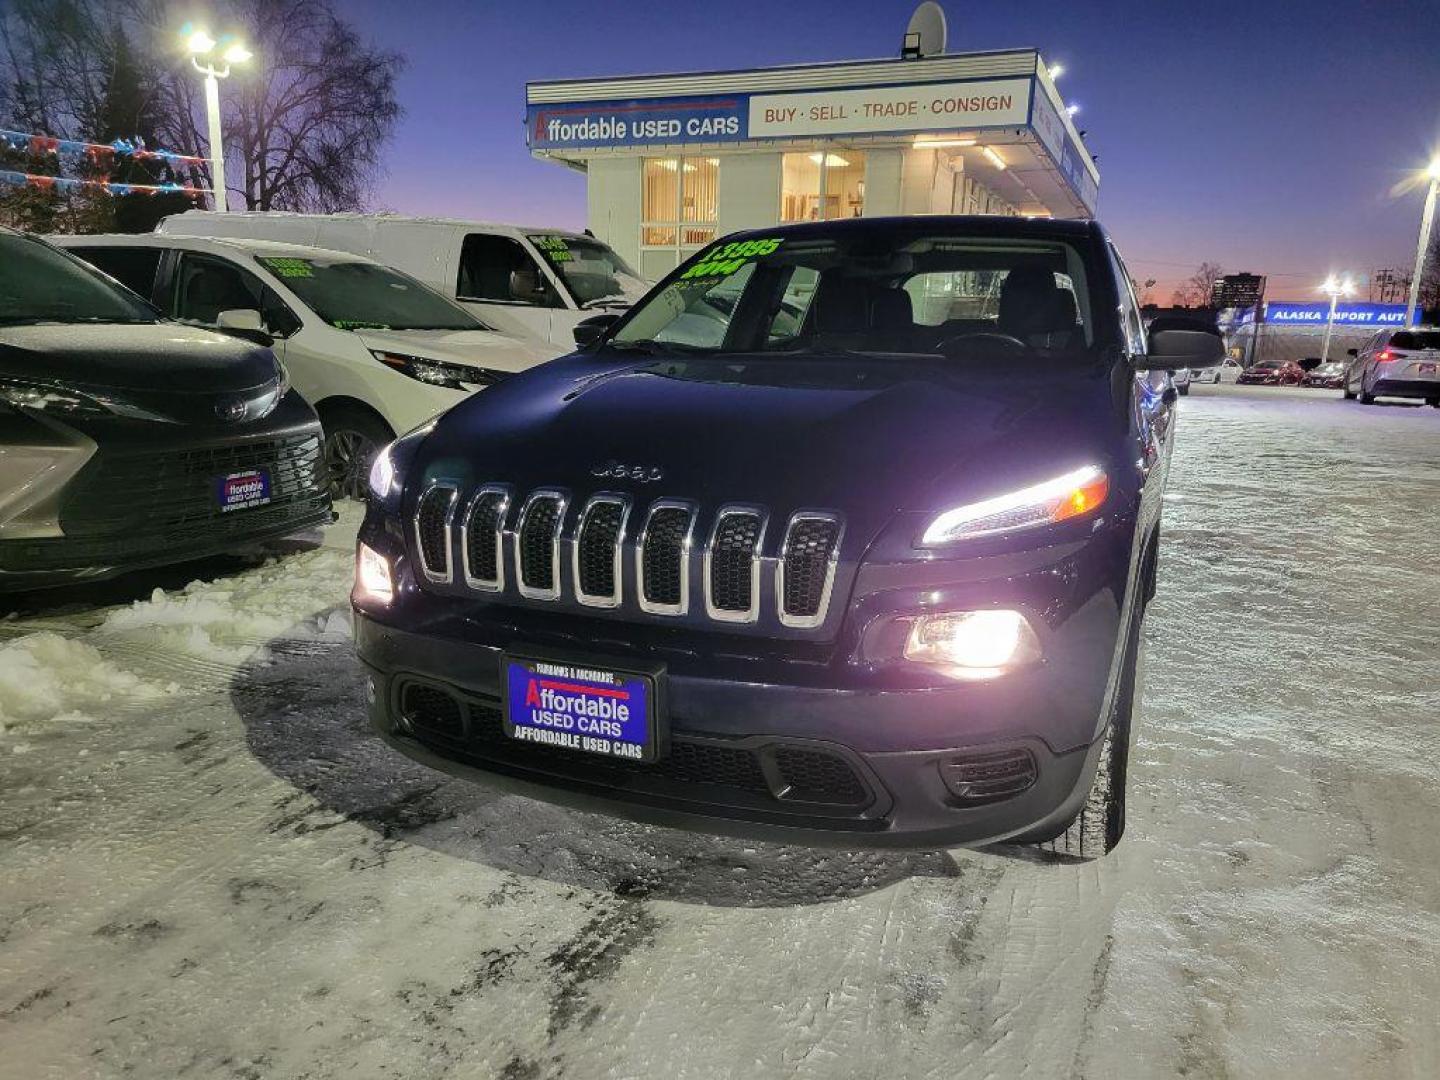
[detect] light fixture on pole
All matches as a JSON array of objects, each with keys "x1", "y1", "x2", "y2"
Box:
[
  {"x1": 182, "y1": 24, "x2": 251, "y2": 212},
  {"x1": 1318, "y1": 274, "x2": 1355, "y2": 364},
  {"x1": 1403, "y1": 157, "x2": 1440, "y2": 328}
]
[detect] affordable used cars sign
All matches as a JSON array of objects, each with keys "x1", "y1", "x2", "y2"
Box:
[
  {"x1": 527, "y1": 77, "x2": 1032, "y2": 149},
  {"x1": 528, "y1": 97, "x2": 747, "y2": 149}
]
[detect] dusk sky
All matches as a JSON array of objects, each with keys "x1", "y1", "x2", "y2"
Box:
[{"x1": 348, "y1": 0, "x2": 1440, "y2": 303}]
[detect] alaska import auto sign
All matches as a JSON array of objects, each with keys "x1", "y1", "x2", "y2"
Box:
[
  {"x1": 1238, "y1": 302, "x2": 1408, "y2": 327},
  {"x1": 526, "y1": 77, "x2": 1032, "y2": 150}
]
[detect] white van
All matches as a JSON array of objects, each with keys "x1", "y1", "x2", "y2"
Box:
[
  {"x1": 54, "y1": 233, "x2": 556, "y2": 498},
  {"x1": 155, "y1": 211, "x2": 648, "y2": 348}
]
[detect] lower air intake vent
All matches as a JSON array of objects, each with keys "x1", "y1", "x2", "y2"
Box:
[
  {"x1": 414, "y1": 485, "x2": 457, "y2": 582},
  {"x1": 779, "y1": 513, "x2": 842, "y2": 626},
  {"x1": 516, "y1": 491, "x2": 565, "y2": 599},
  {"x1": 706, "y1": 508, "x2": 765, "y2": 621},
  {"x1": 938, "y1": 749, "x2": 1038, "y2": 804}
]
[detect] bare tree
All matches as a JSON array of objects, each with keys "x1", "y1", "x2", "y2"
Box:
[
  {"x1": 1, "y1": 0, "x2": 403, "y2": 220},
  {"x1": 1169, "y1": 262, "x2": 1224, "y2": 308}
]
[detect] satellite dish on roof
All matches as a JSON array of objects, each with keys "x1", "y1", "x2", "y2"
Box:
[{"x1": 902, "y1": 2, "x2": 947, "y2": 59}]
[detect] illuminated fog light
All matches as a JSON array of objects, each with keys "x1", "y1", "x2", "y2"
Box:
[
  {"x1": 904, "y1": 610, "x2": 1041, "y2": 679},
  {"x1": 357, "y1": 543, "x2": 394, "y2": 604}
]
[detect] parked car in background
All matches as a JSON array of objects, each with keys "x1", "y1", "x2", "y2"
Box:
[
  {"x1": 352, "y1": 215, "x2": 1223, "y2": 857},
  {"x1": 1, "y1": 228, "x2": 330, "y2": 590},
  {"x1": 1302, "y1": 360, "x2": 1346, "y2": 388},
  {"x1": 1343, "y1": 327, "x2": 1440, "y2": 406},
  {"x1": 155, "y1": 211, "x2": 649, "y2": 349},
  {"x1": 55, "y1": 234, "x2": 556, "y2": 498},
  {"x1": 1236, "y1": 359, "x2": 1305, "y2": 386},
  {"x1": 1172, "y1": 366, "x2": 1192, "y2": 395}
]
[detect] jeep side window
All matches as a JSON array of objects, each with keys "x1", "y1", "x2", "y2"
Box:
[
  {"x1": 1107, "y1": 244, "x2": 1146, "y2": 357},
  {"x1": 457, "y1": 233, "x2": 562, "y2": 308}
]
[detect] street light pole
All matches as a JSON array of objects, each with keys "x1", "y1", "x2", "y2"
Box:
[
  {"x1": 200, "y1": 67, "x2": 227, "y2": 212},
  {"x1": 1404, "y1": 159, "x2": 1440, "y2": 328},
  {"x1": 183, "y1": 28, "x2": 251, "y2": 213},
  {"x1": 1319, "y1": 275, "x2": 1354, "y2": 366}
]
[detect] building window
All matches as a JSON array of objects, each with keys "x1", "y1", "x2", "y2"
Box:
[
  {"x1": 641, "y1": 156, "x2": 718, "y2": 277},
  {"x1": 781, "y1": 151, "x2": 866, "y2": 223}
]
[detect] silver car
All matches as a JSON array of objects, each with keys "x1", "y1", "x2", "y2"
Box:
[{"x1": 1344, "y1": 327, "x2": 1440, "y2": 406}]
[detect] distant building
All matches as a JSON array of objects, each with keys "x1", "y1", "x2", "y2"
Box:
[{"x1": 1211, "y1": 273, "x2": 1265, "y2": 310}]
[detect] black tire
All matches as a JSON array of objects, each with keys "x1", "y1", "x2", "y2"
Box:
[
  {"x1": 1018, "y1": 534, "x2": 1148, "y2": 859},
  {"x1": 1358, "y1": 386, "x2": 1375, "y2": 404},
  {"x1": 318, "y1": 403, "x2": 394, "y2": 502},
  {"x1": 1342, "y1": 383, "x2": 1355, "y2": 400},
  {"x1": 1177, "y1": 382, "x2": 1190, "y2": 396},
  {"x1": 1427, "y1": 398, "x2": 1440, "y2": 409}
]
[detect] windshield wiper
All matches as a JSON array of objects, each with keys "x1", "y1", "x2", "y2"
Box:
[
  {"x1": 603, "y1": 338, "x2": 712, "y2": 355},
  {"x1": 581, "y1": 295, "x2": 632, "y2": 310}
]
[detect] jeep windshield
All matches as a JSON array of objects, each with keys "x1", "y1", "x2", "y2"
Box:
[{"x1": 607, "y1": 226, "x2": 1101, "y2": 362}]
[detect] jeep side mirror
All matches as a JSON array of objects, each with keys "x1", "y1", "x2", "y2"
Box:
[
  {"x1": 573, "y1": 313, "x2": 620, "y2": 349},
  {"x1": 1142, "y1": 329, "x2": 1225, "y2": 371}
]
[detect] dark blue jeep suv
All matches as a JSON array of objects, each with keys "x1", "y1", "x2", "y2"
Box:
[{"x1": 351, "y1": 216, "x2": 1221, "y2": 855}]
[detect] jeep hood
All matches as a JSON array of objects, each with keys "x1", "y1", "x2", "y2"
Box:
[{"x1": 412, "y1": 353, "x2": 1118, "y2": 544}]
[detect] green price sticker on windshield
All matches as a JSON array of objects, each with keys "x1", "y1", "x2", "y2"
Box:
[
  {"x1": 679, "y1": 237, "x2": 782, "y2": 281},
  {"x1": 259, "y1": 257, "x2": 314, "y2": 278},
  {"x1": 529, "y1": 235, "x2": 573, "y2": 262}
]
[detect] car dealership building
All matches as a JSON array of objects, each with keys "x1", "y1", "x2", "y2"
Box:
[{"x1": 526, "y1": 47, "x2": 1099, "y2": 280}]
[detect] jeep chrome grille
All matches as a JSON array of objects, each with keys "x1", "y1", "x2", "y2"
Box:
[
  {"x1": 414, "y1": 484, "x2": 458, "y2": 583},
  {"x1": 777, "y1": 513, "x2": 843, "y2": 628},
  {"x1": 637, "y1": 502, "x2": 695, "y2": 614},
  {"x1": 574, "y1": 495, "x2": 629, "y2": 607},
  {"x1": 414, "y1": 488, "x2": 842, "y2": 627},
  {"x1": 461, "y1": 486, "x2": 509, "y2": 591},
  {"x1": 706, "y1": 508, "x2": 767, "y2": 622},
  {"x1": 516, "y1": 491, "x2": 566, "y2": 599}
]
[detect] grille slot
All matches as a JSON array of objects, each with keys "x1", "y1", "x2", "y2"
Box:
[
  {"x1": 461, "y1": 486, "x2": 509, "y2": 591},
  {"x1": 773, "y1": 746, "x2": 869, "y2": 805},
  {"x1": 515, "y1": 490, "x2": 566, "y2": 600},
  {"x1": 705, "y1": 507, "x2": 766, "y2": 622},
  {"x1": 414, "y1": 485, "x2": 457, "y2": 583},
  {"x1": 939, "y1": 749, "x2": 1038, "y2": 804},
  {"x1": 637, "y1": 502, "x2": 695, "y2": 615},
  {"x1": 574, "y1": 495, "x2": 629, "y2": 607},
  {"x1": 777, "y1": 513, "x2": 843, "y2": 628}
]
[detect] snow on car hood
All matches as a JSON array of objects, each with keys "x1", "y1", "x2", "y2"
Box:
[{"x1": 354, "y1": 327, "x2": 559, "y2": 374}]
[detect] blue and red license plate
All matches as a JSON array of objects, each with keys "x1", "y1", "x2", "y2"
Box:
[
  {"x1": 502, "y1": 654, "x2": 662, "y2": 762},
  {"x1": 216, "y1": 468, "x2": 271, "y2": 512}
]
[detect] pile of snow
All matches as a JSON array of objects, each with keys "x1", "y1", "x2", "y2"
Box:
[
  {"x1": 0, "y1": 631, "x2": 172, "y2": 734},
  {"x1": 100, "y1": 547, "x2": 355, "y2": 664}
]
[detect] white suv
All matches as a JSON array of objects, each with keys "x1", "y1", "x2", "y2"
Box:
[
  {"x1": 155, "y1": 211, "x2": 649, "y2": 348},
  {"x1": 55, "y1": 234, "x2": 558, "y2": 497},
  {"x1": 1344, "y1": 327, "x2": 1440, "y2": 406}
]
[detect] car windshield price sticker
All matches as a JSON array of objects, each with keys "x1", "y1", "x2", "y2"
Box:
[
  {"x1": 529, "y1": 235, "x2": 573, "y2": 263},
  {"x1": 503, "y1": 657, "x2": 656, "y2": 761},
  {"x1": 679, "y1": 237, "x2": 783, "y2": 282},
  {"x1": 216, "y1": 469, "x2": 271, "y2": 512},
  {"x1": 258, "y1": 257, "x2": 314, "y2": 278}
]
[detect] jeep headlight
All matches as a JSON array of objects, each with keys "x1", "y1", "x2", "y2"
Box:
[{"x1": 921, "y1": 465, "x2": 1109, "y2": 545}]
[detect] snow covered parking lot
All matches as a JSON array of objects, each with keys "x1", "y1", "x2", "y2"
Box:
[{"x1": 2, "y1": 384, "x2": 1439, "y2": 1080}]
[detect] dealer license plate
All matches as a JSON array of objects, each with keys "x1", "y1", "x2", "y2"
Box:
[
  {"x1": 502, "y1": 654, "x2": 662, "y2": 762},
  {"x1": 216, "y1": 468, "x2": 271, "y2": 512}
]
